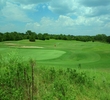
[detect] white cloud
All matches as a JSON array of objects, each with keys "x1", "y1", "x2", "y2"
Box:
[
  {"x1": 20, "y1": 4, "x2": 37, "y2": 11},
  {"x1": 1, "y1": 2, "x2": 32, "y2": 22},
  {"x1": 49, "y1": 0, "x2": 110, "y2": 18},
  {"x1": 0, "y1": 0, "x2": 110, "y2": 35},
  {"x1": 78, "y1": 0, "x2": 110, "y2": 7},
  {"x1": 25, "y1": 22, "x2": 40, "y2": 31},
  {"x1": 56, "y1": 15, "x2": 75, "y2": 27},
  {"x1": 78, "y1": 6, "x2": 110, "y2": 17},
  {"x1": 25, "y1": 17, "x2": 55, "y2": 33},
  {"x1": 11, "y1": 0, "x2": 51, "y2": 4},
  {"x1": 48, "y1": 0, "x2": 78, "y2": 15},
  {"x1": 24, "y1": 15, "x2": 110, "y2": 35},
  {"x1": 1, "y1": 14, "x2": 110, "y2": 35}
]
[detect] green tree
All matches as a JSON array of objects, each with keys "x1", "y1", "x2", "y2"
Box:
[
  {"x1": 38, "y1": 33, "x2": 44, "y2": 40},
  {"x1": 3, "y1": 32, "x2": 11, "y2": 41},
  {"x1": 95, "y1": 34, "x2": 107, "y2": 42},
  {"x1": 29, "y1": 35, "x2": 36, "y2": 42},
  {"x1": 43, "y1": 33, "x2": 50, "y2": 40},
  {"x1": 0, "y1": 32, "x2": 3, "y2": 42},
  {"x1": 107, "y1": 36, "x2": 110, "y2": 43},
  {"x1": 26, "y1": 30, "x2": 33, "y2": 39},
  {"x1": 25, "y1": 30, "x2": 36, "y2": 42}
]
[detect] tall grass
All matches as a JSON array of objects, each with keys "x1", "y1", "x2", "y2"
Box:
[
  {"x1": 34, "y1": 67, "x2": 110, "y2": 100},
  {"x1": 0, "y1": 53, "x2": 110, "y2": 100},
  {"x1": 0, "y1": 53, "x2": 35, "y2": 100}
]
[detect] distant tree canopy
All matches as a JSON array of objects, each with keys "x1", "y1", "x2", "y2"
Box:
[
  {"x1": 3, "y1": 32, "x2": 23, "y2": 41},
  {"x1": 107, "y1": 36, "x2": 110, "y2": 43},
  {"x1": 0, "y1": 33, "x2": 3, "y2": 42},
  {"x1": 94, "y1": 34, "x2": 107, "y2": 42},
  {"x1": 0, "y1": 31, "x2": 110, "y2": 44},
  {"x1": 26, "y1": 30, "x2": 36, "y2": 42},
  {"x1": 75, "y1": 35, "x2": 92, "y2": 42}
]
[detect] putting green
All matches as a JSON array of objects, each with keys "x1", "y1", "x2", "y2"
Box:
[
  {"x1": 20, "y1": 49, "x2": 66, "y2": 60},
  {"x1": 0, "y1": 48, "x2": 66, "y2": 61},
  {"x1": 0, "y1": 48, "x2": 101, "y2": 63}
]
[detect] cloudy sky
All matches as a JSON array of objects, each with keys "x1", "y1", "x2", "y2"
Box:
[{"x1": 0, "y1": 0, "x2": 110, "y2": 35}]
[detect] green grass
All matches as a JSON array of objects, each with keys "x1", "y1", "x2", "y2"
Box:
[
  {"x1": 0, "y1": 48, "x2": 65, "y2": 60},
  {"x1": 0, "y1": 39, "x2": 110, "y2": 100},
  {"x1": 0, "y1": 39, "x2": 110, "y2": 69}
]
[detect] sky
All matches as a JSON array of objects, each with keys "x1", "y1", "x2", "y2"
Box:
[{"x1": 0, "y1": 0, "x2": 110, "y2": 35}]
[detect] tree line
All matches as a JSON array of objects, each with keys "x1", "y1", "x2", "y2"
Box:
[{"x1": 0, "y1": 30, "x2": 110, "y2": 43}]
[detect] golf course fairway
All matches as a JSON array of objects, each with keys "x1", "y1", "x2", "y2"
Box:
[
  {"x1": 0, "y1": 39, "x2": 110, "y2": 100},
  {"x1": 0, "y1": 39, "x2": 110, "y2": 69}
]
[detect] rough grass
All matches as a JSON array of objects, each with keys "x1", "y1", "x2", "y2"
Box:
[{"x1": 33, "y1": 66, "x2": 110, "y2": 100}]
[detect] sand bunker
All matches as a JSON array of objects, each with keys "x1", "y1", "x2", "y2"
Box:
[
  {"x1": 5, "y1": 43, "x2": 43, "y2": 48},
  {"x1": 20, "y1": 46, "x2": 43, "y2": 48},
  {"x1": 5, "y1": 43, "x2": 17, "y2": 46}
]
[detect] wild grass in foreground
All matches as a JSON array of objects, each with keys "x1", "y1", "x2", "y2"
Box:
[
  {"x1": 0, "y1": 54, "x2": 110, "y2": 100},
  {"x1": 34, "y1": 66, "x2": 110, "y2": 100},
  {"x1": 0, "y1": 54, "x2": 35, "y2": 100}
]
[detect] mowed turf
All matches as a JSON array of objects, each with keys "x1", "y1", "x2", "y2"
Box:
[
  {"x1": 0, "y1": 48, "x2": 66, "y2": 60},
  {"x1": 0, "y1": 39, "x2": 110, "y2": 69}
]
